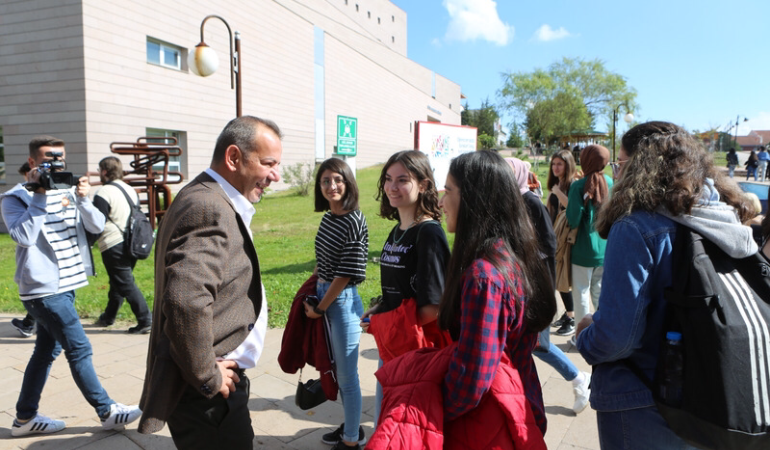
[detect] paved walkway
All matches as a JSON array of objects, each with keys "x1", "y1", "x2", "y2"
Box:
[{"x1": 0, "y1": 313, "x2": 598, "y2": 449}]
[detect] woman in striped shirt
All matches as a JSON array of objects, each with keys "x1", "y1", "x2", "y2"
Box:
[{"x1": 304, "y1": 158, "x2": 368, "y2": 450}]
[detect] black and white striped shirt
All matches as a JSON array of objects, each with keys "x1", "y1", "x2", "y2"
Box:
[
  {"x1": 19, "y1": 189, "x2": 88, "y2": 300},
  {"x1": 315, "y1": 210, "x2": 368, "y2": 285}
]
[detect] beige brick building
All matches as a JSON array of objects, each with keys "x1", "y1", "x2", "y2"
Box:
[{"x1": 0, "y1": 0, "x2": 462, "y2": 188}]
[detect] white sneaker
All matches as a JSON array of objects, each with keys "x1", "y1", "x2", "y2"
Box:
[
  {"x1": 572, "y1": 372, "x2": 591, "y2": 414},
  {"x1": 101, "y1": 403, "x2": 142, "y2": 430},
  {"x1": 11, "y1": 413, "x2": 66, "y2": 437},
  {"x1": 569, "y1": 335, "x2": 577, "y2": 347}
]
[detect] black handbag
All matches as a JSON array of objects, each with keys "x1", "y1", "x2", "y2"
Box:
[{"x1": 295, "y1": 368, "x2": 327, "y2": 410}]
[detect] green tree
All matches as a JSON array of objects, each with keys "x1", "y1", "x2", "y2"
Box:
[
  {"x1": 506, "y1": 122, "x2": 526, "y2": 148},
  {"x1": 462, "y1": 98, "x2": 500, "y2": 140},
  {"x1": 499, "y1": 57, "x2": 638, "y2": 143},
  {"x1": 524, "y1": 91, "x2": 591, "y2": 145},
  {"x1": 478, "y1": 133, "x2": 496, "y2": 150}
]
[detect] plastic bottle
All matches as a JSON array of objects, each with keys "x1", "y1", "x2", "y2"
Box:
[{"x1": 659, "y1": 331, "x2": 684, "y2": 407}]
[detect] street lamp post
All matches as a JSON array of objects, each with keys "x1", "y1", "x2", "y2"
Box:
[
  {"x1": 733, "y1": 115, "x2": 748, "y2": 151},
  {"x1": 189, "y1": 15, "x2": 242, "y2": 117},
  {"x1": 612, "y1": 104, "x2": 634, "y2": 162}
]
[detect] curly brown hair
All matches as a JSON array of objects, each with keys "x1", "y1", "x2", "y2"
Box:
[
  {"x1": 376, "y1": 150, "x2": 442, "y2": 221},
  {"x1": 595, "y1": 121, "x2": 754, "y2": 238}
]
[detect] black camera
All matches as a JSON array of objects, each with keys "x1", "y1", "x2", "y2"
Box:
[{"x1": 26, "y1": 151, "x2": 77, "y2": 191}]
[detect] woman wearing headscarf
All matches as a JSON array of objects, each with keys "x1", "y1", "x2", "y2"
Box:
[
  {"x1": 566, "y1": 145, "x2": 613, "y2": 345},
  {"x1": 506, "y1": 158, "x2": 591, "y2": 413}
]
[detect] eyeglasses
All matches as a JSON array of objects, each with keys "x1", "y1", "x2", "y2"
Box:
[{"x1": 321, "y1": 178, "x2": 345, "y2": 188}]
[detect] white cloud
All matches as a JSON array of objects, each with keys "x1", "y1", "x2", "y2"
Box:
[
  {"x1": 442, "y1": 0, "x2": 513, "y2": 46},
  {"x1": 431, "y1": 38, "x2": 442, "y2": 48},
  {"x1": 532, "y1": 24, "x2": 572, "y2": 42},
  {"x1": 738, "y1": 111, "x2": 770, "y2": 135}
]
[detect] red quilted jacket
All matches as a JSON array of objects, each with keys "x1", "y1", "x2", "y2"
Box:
[
  {"x1": 367, "y1": 298, "x2": 452, "y2": 363},
  {"x1": 366, "y1": 344, "x2": 547, "y2": 450}
]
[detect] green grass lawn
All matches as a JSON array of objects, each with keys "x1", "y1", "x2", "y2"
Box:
[{"x1": 0, "y1": 155, "x2": 557, "y2": 329}]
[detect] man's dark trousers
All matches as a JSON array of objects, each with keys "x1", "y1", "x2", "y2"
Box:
[
  {"x1": 101, "y1": 243, "x2": 150, "y2": 324},
  {"x1": 167, "y1": 373, "x2": 253, "y2": 450}
]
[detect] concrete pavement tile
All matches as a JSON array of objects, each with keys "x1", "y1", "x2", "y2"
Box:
[
  {"x1": 98, "y1": 374, "x2": 143, "y2": 404},
  {"x1": 562, "y1": 407, "x2": 601, "y2": 450},
  {"x1": 125, "y1": 427, "x2": 177, "y2": 450},
  {"x1": 1, "y1": 426, "x2": 108, "y2": 450},
  {"x1": 0, "y1": 368, "x2": 24, "y2": 388},
  {"x1": 97, "y1": 360, "x2": 145, "y2": 380},
  {"x1": 0, "y1": 389, "x2": 21, "y2": 413},
  {"x1": 64, "y1": 433, "x2": 142, "y2": 450},
  {"x1": 253, "y1": 433, "x2": 307, "y2": 450},
  {"x1": 249, "y1": 373, "x2": 298, "y2": 401}
]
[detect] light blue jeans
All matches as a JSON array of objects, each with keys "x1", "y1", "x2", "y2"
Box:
[
  {"x1": 318, "y1": 280, "x2": 363, "y2": 443},
  {"x1": 597, "y1": 407, "x2": 699, "y2": 449},
  {"x1": 572, "y1": 264, "x2": 604, "y2": 324},
  {"x1": 534, "y1": 330, "x2": 579, "y2": 381},
  {"x1": 17, "y1": 291, "x2": 114, "y2": 420}
]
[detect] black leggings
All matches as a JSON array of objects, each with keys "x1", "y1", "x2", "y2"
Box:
[{"x1": 559, "y1": 290, "x2": 573, "y2": 312}]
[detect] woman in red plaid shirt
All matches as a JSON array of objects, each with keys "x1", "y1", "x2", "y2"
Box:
[{"x1": 438, "y1": 150, "x2": 556, "y2": 430}]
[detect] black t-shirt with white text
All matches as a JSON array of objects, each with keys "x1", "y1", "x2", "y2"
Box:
[{"x1": 378, "y1": 220, "x2": 450, "y2": 314}]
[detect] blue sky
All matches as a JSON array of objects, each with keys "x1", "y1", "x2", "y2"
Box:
[{"x1": 390, "y1": 0, "x2": 770, "y2": 137}]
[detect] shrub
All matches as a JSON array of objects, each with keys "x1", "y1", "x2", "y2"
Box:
[{"x1": 282, "y1": 162, "x2": 316, "y2": 196}]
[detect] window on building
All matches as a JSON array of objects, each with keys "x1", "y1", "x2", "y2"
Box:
[
  {"x1": 345, "y1": 0, "x2": 348, "y2": 4},
  {"x1": 391, "y1": 36, "x2": 395, "y2": 43},
  {"x1": 392, "y1": 15, "x2": 395, "y2": 22},
  {"x1": 355, "y1": 4, "x2": 359, "y2": 12},
  {"x1": 146, "y1": 37, "x2": 182, "y2": 70},
  {"x1": 146, "y1": 128, "x2": 186, "y2": 182},
  {"x1": 368, "y1": 11, "x2": 371, "y2": 18},
  {"x1": 378, "y1": 17, "x2": 381, "y2": 24}
]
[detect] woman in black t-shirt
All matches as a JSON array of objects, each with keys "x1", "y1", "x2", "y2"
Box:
[{"x1": 361, "y1": 150, "x2": 450, "y2": 427}]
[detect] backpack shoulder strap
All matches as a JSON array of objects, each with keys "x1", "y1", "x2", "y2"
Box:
[{"x1": 106, "y1": 181, "x2": 136, "y2": 233}]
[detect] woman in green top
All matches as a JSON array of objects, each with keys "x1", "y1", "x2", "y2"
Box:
[{"x1": 566, "y1": 145, "x2": 613, "y2": 344}]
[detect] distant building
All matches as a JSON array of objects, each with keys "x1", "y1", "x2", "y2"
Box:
[
  {"x1": 736, "y1": 130, "x2": 770, "y2": 152},
  {"x1": 0, "y1": 0, "x2": 462, "y2": 189}
]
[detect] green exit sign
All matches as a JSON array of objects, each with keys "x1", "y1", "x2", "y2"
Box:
[{"x1": 336, "y1": 115, "x2": 357, "y2": 156}]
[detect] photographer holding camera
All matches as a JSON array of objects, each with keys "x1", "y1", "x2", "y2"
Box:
[{"x1": 1, "y1": 136, "x2": 141, "y2": 437}]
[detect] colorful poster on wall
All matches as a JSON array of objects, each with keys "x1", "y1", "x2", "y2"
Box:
[{"x1": 414, "y1": 121, "x2": 477, "y2": 190}]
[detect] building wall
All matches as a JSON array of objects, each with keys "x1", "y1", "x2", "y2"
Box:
[{"x1": 0, "y1": 0, "x2": 461, "y2": 190}]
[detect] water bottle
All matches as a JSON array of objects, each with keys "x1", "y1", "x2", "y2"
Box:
[{"x1": 659, "y1": 331, "x2": 684, "y2": 407}]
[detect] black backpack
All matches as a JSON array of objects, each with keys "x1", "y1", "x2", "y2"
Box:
[
  {"x1": 108, "y1": 182, "x2": 155, "y2": 260},
  {"x1": 627, "y1": 226, "x2": 770, "y2": 450}
]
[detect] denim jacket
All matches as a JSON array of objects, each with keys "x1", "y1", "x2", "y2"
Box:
[
  {"x1": 1, "y1": 183, "x2": 105, "y2": 298},
  {"x1": 576, "y1": 211, "x2": 677, "y2": 411}
]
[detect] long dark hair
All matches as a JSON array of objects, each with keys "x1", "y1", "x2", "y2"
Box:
[
  {"x1": 596, "y1": 121, "x2": 754, "y2": 238},
  {"x1": 377, "y1": 150, "x2": 442, "y2": 221},
  {"x1": 438, "y1": 151, "x2": 555, "y2": 333},
  {"x1": 314, "y1": 158, "x2": 359, "y2": 212}
]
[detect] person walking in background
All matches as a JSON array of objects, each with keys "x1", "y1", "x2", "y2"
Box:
[
  {"x1": 1, "y1": 136, "x2": 140, "y2": 437},
  {"x1": 10, "y1": 162, "x2": 37, "y2": 338},
  {"x1": 757, "y1": 145, "x2": 770, "y2": 182},
  {"x1": 566, "y1": 145, "x2": 613, "y2": 346},
  {"x1": 546, "y1": 149, "x2": 578, "y2": 336},
  {"x1": 92, "y1": 157, "x2": 152, "y2": 334},
  {"x1": 726, "y1": 148, "x2": 739, "y2": 178},
  {"x1": 361, "y1": 150, "x2": 450, "y2": 426},
  {"x1": 139, "y1": 117, "x2": 282, "y2": 449},
  {"x1": 745, "y1": 149, "x2": 759, "y2": 181},
  {"x1": 576, "y1": 121, "x2": 755, "y2": 449},
  {"x1": 507, "y1": 157, "x2": 591, "y2": 414},
  {"x1": 305, "y1": 158, "x2": 369, "y2": 450}
]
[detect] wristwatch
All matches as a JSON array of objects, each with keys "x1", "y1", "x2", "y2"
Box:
[{"x1": 313, "y1": 305, "x2": 326, "y2": 315}]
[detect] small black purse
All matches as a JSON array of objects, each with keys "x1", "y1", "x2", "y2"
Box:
[{"x1": 295, "y1": 368, "x2": 327, "y2": 410}]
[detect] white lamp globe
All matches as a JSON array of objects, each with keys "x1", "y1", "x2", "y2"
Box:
[
  {"x1": 624, "y1": 112, "x2": 634, "y2": 124},
  {"x1": 188, "y1": 44, "x2": 218, "y2": 77}
]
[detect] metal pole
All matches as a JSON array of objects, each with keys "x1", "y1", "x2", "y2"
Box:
[
  {"x1": 734, "y1": 115, "x2": 739, "y2": 150},
  {"x1": 235, "y1": 31, "x2": 242, "y2": 117}
]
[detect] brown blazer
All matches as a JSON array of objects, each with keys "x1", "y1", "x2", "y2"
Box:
[{"x1": 138, "y1": 172, "x2": 262, "y2": 434}]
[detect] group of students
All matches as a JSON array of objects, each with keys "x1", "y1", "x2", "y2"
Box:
[
  {"x1": 301, "y1": 120, "x2": 770, "y2": 450},
  {"x1": 743, "y1": 146, "x2": 770, "y2": 182}
]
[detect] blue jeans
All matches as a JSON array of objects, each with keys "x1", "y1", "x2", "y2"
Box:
[
  {"x1": 317, "y1": 280, "x2": 363, "y2": 443},
  {"x1": 534, "y1": 330, "x2": 579, "y2": 381},
  {"x1": 17, "y1": 291, "x2": 114, "y2": 420},
  {"x1": 597, "y1": 406, "x2": 699, "y2": 450}
]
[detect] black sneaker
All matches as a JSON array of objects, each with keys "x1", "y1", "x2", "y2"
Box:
[
  {"x1": 555, "y1": 317, "x2": 576, "y2": 336},
  {"x1": 321, "y1": 423, "x2": 366, "y2": 446},
  {"x1": 93, "y1": 314, "x2": 114, "y2": 327},
  {"x1": 331, "y1": 442, "x2": 360, "y2": 450},
  {"x1": 11, "y1": 318, "x2": 34, "y2": 338},
  {"x1": 551, "y1": 312, "x2": 569, "y2": 328},
  {"x1": 127, "y1": 323, "x2": 152, "y2": 335}
]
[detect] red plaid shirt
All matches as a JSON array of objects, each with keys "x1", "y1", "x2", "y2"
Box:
[{"x1": 443, "y1": 242, "x2": 546, "y2": 434}]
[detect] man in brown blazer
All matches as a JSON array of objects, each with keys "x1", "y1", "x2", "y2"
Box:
[{"x1": 138, "y1": 116, "x2": 282, "y2": 449}]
